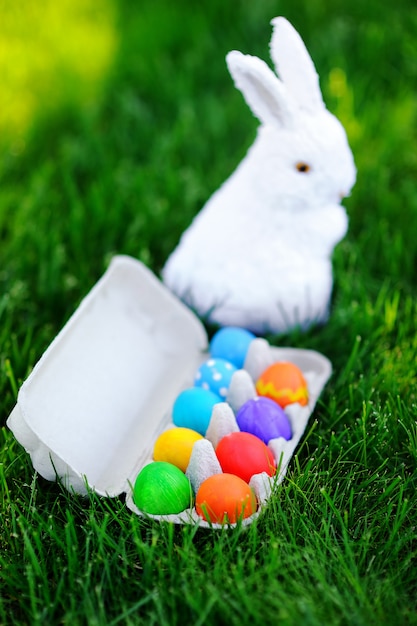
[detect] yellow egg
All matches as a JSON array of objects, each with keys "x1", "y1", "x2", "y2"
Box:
[{"x1": 153, "y1": 427, "x2": 203, "y2": 473}]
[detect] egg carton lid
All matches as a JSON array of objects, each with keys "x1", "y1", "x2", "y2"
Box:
[
  {"x1": 7, "y1": 254, "x2": 332, "y2": 527},
  {"x1": 7, "y1": 255, "x2": 208, "y2": 497}
]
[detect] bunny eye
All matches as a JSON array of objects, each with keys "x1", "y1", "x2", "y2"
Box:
[{"x1": 296, "y1": 162, "x2": 311, "y2": 173}]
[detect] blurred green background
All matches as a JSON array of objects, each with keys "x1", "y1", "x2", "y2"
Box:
[
  {"x1": 0, "y1": 0, "x2": 116, "y2": 143},
  {"x1": 2, "y1": 0, "x2": 416, "y2": 396}
]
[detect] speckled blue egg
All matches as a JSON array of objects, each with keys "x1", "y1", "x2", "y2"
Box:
[
  {"x1": 194, "y1": 358, "x2": 237, "y2": 400},
  {"x1": 209, "y1": 326, "x2": 256, "y2": 369},
  {"x1": 236, "y1": 396, "x2": 292, "y2": 444},
  {"x1": 172, "y1": 387, "x2": 221, "y2": 435}
]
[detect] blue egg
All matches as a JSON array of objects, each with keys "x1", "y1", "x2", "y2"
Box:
[
  {"x1": 194, "y1": 358, "x2": 237, "y2": 400},
  {"x1": 209, "y1": 326, "x2": 256, "y2": 369},
  {"x1": 172, "y1": 387, "x2": 221, "y2": 435}
]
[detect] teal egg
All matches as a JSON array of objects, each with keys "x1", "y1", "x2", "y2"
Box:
[
  {"x1": 133, "y1": 462, "x2": 193, "y2": 515},
  {"x1": 172, "y1": 387, "x2": 221, "y2": 435},
  {"x1": 210, "y1": 326, "x2": 256, "y2": 369}
]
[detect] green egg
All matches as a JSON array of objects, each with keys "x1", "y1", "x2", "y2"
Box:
[{"x1": 133, "y1": 461, "x2": 193, "y2": 515}]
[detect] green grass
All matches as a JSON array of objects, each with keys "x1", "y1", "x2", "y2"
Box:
[{"x1": 1, "y1": 0, "x2": 417, "y2": 624}]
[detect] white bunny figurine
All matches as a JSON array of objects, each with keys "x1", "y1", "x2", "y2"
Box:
[{"x1": 162, "y1": 17, "x2": 356, "y2": 335}]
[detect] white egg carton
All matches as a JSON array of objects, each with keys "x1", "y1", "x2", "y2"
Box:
[{"x1": 7, "y1": 255, "x2": 332, "y2": 529}]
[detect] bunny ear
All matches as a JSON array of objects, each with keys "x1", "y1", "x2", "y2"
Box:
[
  {"x1": 269, "y1": 17, "x2": 325, "y2": 114},
  {"x1": 226, "y1": 50, "x2": 295, "y2": 128}
]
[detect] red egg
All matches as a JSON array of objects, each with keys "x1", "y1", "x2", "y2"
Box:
[
  {"x1": 196, "y1": 473, "x2": 257, "y2": 524},
  {"x1": 256, "y1": 361, "x2": 309, "y2": 408},
  {"x1": 215, "y1": 432, "x2": 276, "y2": 483}
]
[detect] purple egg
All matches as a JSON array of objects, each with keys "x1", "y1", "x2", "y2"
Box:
[{"x1": 236, "y1": 396, "x2": 292, "y2": 443}]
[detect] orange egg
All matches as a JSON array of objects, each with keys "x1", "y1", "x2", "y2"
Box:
[
  {"x1": 256, "y1": 361, "x2": 308, "y2": 408},
  {"x1": 195, "y1": 473, "x2": 257, "y2": 524},
  {"x1": 153, "y1": 427, "x2": 203, "y2": 472}
]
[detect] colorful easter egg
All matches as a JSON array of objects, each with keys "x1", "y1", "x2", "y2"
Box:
[
  {"x1": 236, "y1": 396, "x2": 292, "y2": 443},
  {"x1": 256, "y1": 361, "x2": 309, "y2": 408},
  {"x1": 195, "y1": 473, "x2": 257, "y2": 524},
  {"x1": 172, "y1": 387, "x2": 221, "y2": 436},
  {"x1": 153, "y1": 427, "x2": 203, "y2": 472},
  {"x1": 215, "y1": 431, "x2": 276, "y2": 483},
  {"x1": 209, "y1": 326, "x2": 256, "y2": 369},
  {"x1": 133, "y1": 462, "x2": 193, "y2": 515},
  {"x1": 194, "y1": 358, "x2": 237, "y2": 400}
]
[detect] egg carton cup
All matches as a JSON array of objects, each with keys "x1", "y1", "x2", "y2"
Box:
[{"x1": 7, "y1": 255, "x2": 332, "y2": 529}]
